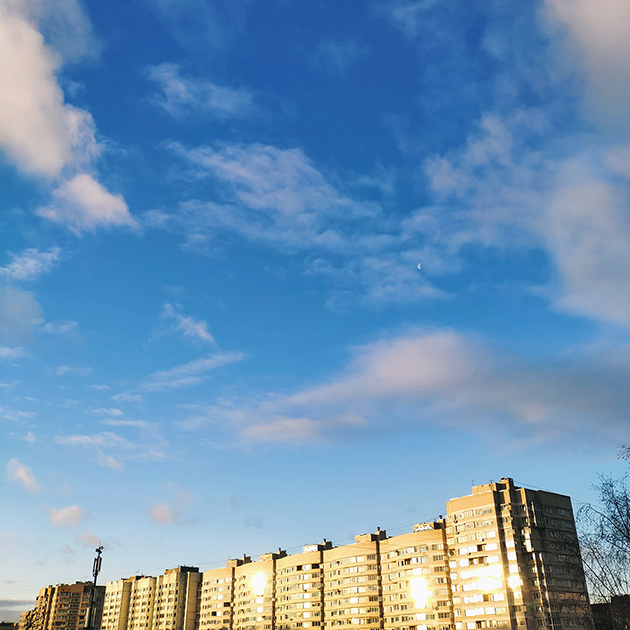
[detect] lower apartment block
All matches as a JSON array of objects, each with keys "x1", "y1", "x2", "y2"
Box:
[{"x1": 101, "y1": 478, "x2": 592, "y2": 630}]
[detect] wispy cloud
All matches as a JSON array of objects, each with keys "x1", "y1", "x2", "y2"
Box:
[
  {"x1": 316, "y1": 40, "x2": 368, "y2": 76},
  {"x1": 91, "y1": 407, "x2": 124, "y2": 417},
  {"x1": 54, "y1": 365, "x2": 92, "y2": 376},
  {"x1": 49, "y1": 505, "x2": 84, "y2": 529},
  {"x1": 141, "y1": 352, "x2": 245, "y2": 391},
  {"x1": 110, "y1": 392, "x2": 144, "y2": 403},
  {"x1": 180, "y1": 329, "x2": 630, "y2": 448},
  {"x1": 0, "y1": 286, "x2": 44, "y2": 342},
  {"x1": 149, "y1": 483, "x2": 193, "y2": 524},
  {"x1": 159, "y1": 303, "x2": 214, "y2": 343},
  {"x1": 0, "y1": 346, "x2": 27, "y2": 360},
  {"x1": 7, "y1": 458, "x2": 40, "y2": 492},
  {"x1": 76, "y1": 530, "x2": 102, "y2": 547},
  {"x1": 42, "y1": 320, "x2": 78, "y2": 334},
  {"x1": 150, "y1": 502, "x2": 178, "y2": 524},
  {"x1": 55, "y1": 430, "x2": 169, "y2": 465},
  {"x1": 102, "y1": 419, "x2": 152, "y2": 429},
  {"x1": 148, "y1": 63, "x2": 256, "y2": 120},
  {"x1": 0, "y1": 247, "x2": 61, "y2": 282}
]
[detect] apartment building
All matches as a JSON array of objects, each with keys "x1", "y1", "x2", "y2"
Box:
[
  {"x1": 93, "y1": 478, "x2": 590, "y2": 630},
  {"x1": 19, "y1": 582, "x2": 104, "y2": 630},
  {"x1": 446, "y1": 478, "x2": 589, "y2": 630}
]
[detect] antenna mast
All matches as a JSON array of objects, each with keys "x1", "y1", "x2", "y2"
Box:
[{"x1": 85, "y1": 546, "x2": 104, "y2": 630}]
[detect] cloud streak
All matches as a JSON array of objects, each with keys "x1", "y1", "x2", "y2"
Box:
[
  {"x1": 141, "y1": 352, "x2": 245, "y2": 391},
  {"x1": 159, "y1": 303, "x2": 214, "y2": 343}
]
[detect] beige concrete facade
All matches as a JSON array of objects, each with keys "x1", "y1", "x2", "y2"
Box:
[
  {"x1": 96, "y1": 478, "x2": 591, "y2": 630},
  {"x1": 198, "y1": 562, "x2": 238, "y2": 630},
  {"x1": 380, "y1": 523, "x2": 452, "y2": 630},
  {"x1": 276, "y1": 543, "x2": 330, "y2": 630}
]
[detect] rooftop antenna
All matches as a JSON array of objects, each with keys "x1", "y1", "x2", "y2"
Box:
[{"x1": 85, "y1": 545, "x2": 104, "y2": 630}]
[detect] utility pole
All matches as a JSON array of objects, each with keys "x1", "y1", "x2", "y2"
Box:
[{"x1": 85, "y1": 546, "x2": 104, "y2": 630}]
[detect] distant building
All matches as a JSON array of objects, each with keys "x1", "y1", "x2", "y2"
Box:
[
  {"x1": 102, "y1": 568, "x2": 200, "y2": 630},
  {"x1": 98, "y1": 477, "x2": 593, "y2": 630},
  {"x1": 19, "y1": 582, "x2": 104, "y2": 630}
]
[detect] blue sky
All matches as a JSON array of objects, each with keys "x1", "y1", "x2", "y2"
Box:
[{"x1": 2, "y1": 0, "x2": 630, "y2": 618}]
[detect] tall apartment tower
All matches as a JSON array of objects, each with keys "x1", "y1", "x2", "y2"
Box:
[
  {"x1": 446, "y1": 478, "x2": 589, "y2": 630},
  {"x1": 21, "y1": 582, "x2": 104, "y2": 630}
]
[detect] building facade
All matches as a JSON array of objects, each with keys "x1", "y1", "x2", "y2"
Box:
[
  {"x1": 19, "y1": 582, "x2": 104, "y2": 630},
  {"x1": 91, "y1": 478, "x2": 592, "y2": 630}
]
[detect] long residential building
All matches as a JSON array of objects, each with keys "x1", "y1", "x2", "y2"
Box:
[{"x1": 95, "y1": 478, "x2": 593, "y2": 630}]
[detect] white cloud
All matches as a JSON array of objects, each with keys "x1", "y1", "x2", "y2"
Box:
[
  {"x1": 0, "y1": 247, "x2": 61, "y2": 282},
  {"x1": 7, "y1": 458, "x2": 40, "y2": 492},
  {"x1": 24, "y1": 431, "x2": 36, "y2": 443},
  {"x1": 34, "y1": 0, "x2": 102, "y2": 63},
  {"x1": 149, "y1": 483, "x2": 193, "y2": 524},
  {"x1": 141, "y1": 352, "x2": 245, "y2": 391},
  {"x1": 418, "y1": 112, "x2": 630, "y2": 328},
  {"x1": 543, "y1": 159, "x2": 630, "y2": 324},
  {"x1": 150, "y1": 502, "x2": 178, "y2": 524},
  {"x1": 49, "y1": 505, "x2": 84, "y2": 529},
  {"x1": 0, "y1": 2, "x2": 93, "y2": 177},
  {"x1": 0, "y1": 346, "x2": 26, "y2": 359},
  {"x1": 159, "y1": 303, "x2": 214, "y2": 343},
  {"x1": 0, "y1": 3, "x2": 132, "y2": 238},
  {"x1": 36, "y1": 173, "x2": 137, "y2": 235},
  {"x1": 148, "y1": 63, "x2": 256, "y2": 119},
  {"x1": 0, "y1": 286, "x2": 44, "y2": 342},
  {"x1": 545, "y1": 0, "x2": 630, "y2": 126}
]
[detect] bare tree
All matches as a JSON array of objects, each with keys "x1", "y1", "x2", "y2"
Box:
[{"x1": 577, "y1": 474, "x2": 630, "y2": 630}]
